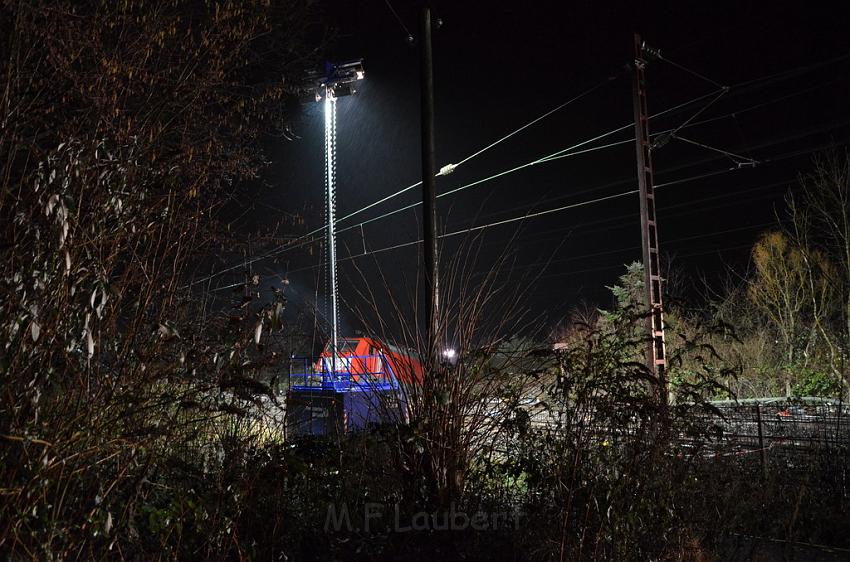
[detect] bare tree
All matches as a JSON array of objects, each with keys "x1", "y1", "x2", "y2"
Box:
[{"x1": 787, "y1": 151, "x2": 850, "y2": 398}]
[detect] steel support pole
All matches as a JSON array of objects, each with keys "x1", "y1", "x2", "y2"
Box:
[
  {"x1": 420, "y1": 6, "x2": 440, "y2": 359},
  {"x1": 631, "y1": 33, "x2": 668, "y2": 405}
]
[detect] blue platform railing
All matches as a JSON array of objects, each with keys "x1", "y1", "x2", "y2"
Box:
[{"x1": 287, "y1": 354, "x2": 398, "y2": 392}]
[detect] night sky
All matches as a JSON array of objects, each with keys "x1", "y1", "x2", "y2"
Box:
[{"x1": 213, "y1": 2, "x2": 850, "y2": 340}]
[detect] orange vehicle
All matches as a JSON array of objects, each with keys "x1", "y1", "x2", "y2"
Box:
[
  {"x1": 312, "y1": 337, "x2": 424, "y2": 387},
  {"x1": 287, "y1": 337, "x2": 424, "y2": 436}
]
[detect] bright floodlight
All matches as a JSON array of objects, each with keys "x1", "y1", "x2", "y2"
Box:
[
  {"x1": 300, "y1": 59, "x2": 365, "y2": 103},
  {"x1": 324, "y1": 59, "x2": 365, "y2": 98},
  {"x1": 442, "y1": 348, "x2": 456, "y2": 360}
]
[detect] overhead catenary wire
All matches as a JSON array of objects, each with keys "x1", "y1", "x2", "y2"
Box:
[
  {"x1": 382, "y1": 0, "x2": 413, "y2": 41},
  {"x1": 649, "y1": 48, "x2": 850, "y2": 164},
  {"x1": 656, "y1": 89, "x2": 728, "y2": 148},
  {"x1": 443, "y1": 222, "x2": 789, "y2": 303},
  {"x1": 474, "y1": 133, "x2": 849, "y2": 239},
  {"x1": 445, "y1": 138, "x2": 845, "y2": 243},
  {"x1": 665, "y1": 75, "x2": 849, "y2": 134},
  {"x1": 185, "y1": 71, "x2": 623, "y2": 289},
  {"x1": 195, "y1": 51, "x2": 850, "y2": 290},
  {"x1": 453, "y1": 73, "x2": 622, "y2": 168},
  {"x1": 732, "y1": 50, "x2": 850, "y2": 90},
  {"x1": 283, "y1": 224, "x2": 774, "y2": 285},
  {"x1": 335, "y1": 71, "x2": 622, "y2": 226},
  {"x1": 498, "y1": 82, "x2": 841, "y2": 218},
  {"x1": 347, "y1": 109, "x2": 850, "y2": 237},
  {"x1": 207, "y1": 126, "x2": 850, "y2": 294},
  {"x1": 201, "y1": 80, "x2": 745, "y2": 291},
  {"x1": 335, "y1": 77, "x2": 784, "y2": 233},
  {"x1": 507, "y1": 113, "x2": 850, "y2": 218},
  {"x1": 334, "y1": 130, "x2": 641, "y2": 239},
  {"x1": 656, "y1": 52, "x2": 727, "y2": 89},
  {"x1": 258, "y1": 171, "x2": 757, "y2": 280},
  {"x1": 672, "y1": 135, "x2": 759, "y2": 167},
  {"x1": 442, "y1": 228, "x2": 775, "y2": 296},
  {"x1": 532, "y1": 243, "x2": 758, "y2": 284},
  {"x1": 252, "y1": 136, "x2": 847, "y2": 287},
  {"x1": 455, "y1": 176, "x2": 801, "y2": 253},
  {"x1": 198, "y1": 76, "x2": 820, "y2": 289},
  {"x1": 497, "y1": 222, "x2": 776, "y2": 276},
  {"x1": 197, "y1": 108, "x2": 642, "y2": 290}
]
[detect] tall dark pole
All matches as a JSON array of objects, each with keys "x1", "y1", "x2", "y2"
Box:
[
  {"x1": 420, "y1": 6, "x2": 440, "y2": 359},
  {"x1": 631, "y1": 33, "x2": 668, "y2": 406}
]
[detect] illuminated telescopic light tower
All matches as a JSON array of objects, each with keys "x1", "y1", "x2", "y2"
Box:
[{"x1": 305, "y1": 60, "x2": 365, "y2": 373}]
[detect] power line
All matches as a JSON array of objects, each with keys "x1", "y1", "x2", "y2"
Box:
[
  {"x1": 472, "y1": 177, "x2": 800, "y2": 263},
  {"x1": 206, "y1": 84, "x2": 736, "y2": 288},
  {"x1": 661, "y1": 75, "x2": 848, "y2": 133},
  {"x1": 732, "y1": 50, "x2": 850, "y2": 90},
  {"x1": 467, "y1": 134, "x2": 847, "y2": 253},
  {"x1": 382, "y1": 0, "x2": 413, "y2": 40},
  {"x1": 442, "y1": 191, "x2": 636, "y2": 239},
  {"x1": 195, "y1": 82, "x2": 786, "y2": 289},
  {"x1": 532, "y1": 243, "x2": 757, "y2": 283},
  {"x1": 671, "y1": 135, "x2": 759, "y2": 167},
  {"x1": 435, "y1": 116, "x2": 850, "y2": 234},
  {"x1": 445, "y1": 138, "x2": 846, "y2": 246},
  {"x1": 335, "y1": 129, "x2": 641, "y2": 238},
  {"x1": 346, "y1": 126, "x2": 850, "y2": 267},
  {"x1": 502, "y1": 222, "x2": 775, "y2": 276},
  {"x1": 194, "y1": 52, "x2": 850, "y2": 290},
  {"x1": 335, "y1": 71, "x2": 622, "y2": 226},
  {"x1": 185, "y1": 72, "x2": 623, "y2": 289},
  {"x1": 253, "y1": 171, "x2": 738, "y2": 283},
  {"x1": 210, "y1": 129, "x2": 849, "y2": 294},
  {"x1": 454, "y1": 73, "x2": 623, "y2": 168},
  {"x1": 261, "y1": 137, "x2": 848, "y2": 286},
  {"x1": 660, "y1": 89, "x2": 729, "y2": 147},
  {"x1": 339, "y1": 76, "x2": 838, "y2": 235},
  {"x1": 656, "y1": 52, "x2": 726, "y2": 89},
  {"x1": 517, "y1": 115, "x2": 850, "y2": 217}
]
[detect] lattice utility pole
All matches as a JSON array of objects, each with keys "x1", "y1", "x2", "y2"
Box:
[{"x1": 631, "y1": 33, "x2": 668, "y2": 404}]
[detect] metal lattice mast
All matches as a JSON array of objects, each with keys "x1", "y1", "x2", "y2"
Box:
[
  {"x1": 324, "y1": 91, "x2": 339, "y2": 373},
  {"x1": 631, "y1": 33, "x2": 668, "y2": 404}
]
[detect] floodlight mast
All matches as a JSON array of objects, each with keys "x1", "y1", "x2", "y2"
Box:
[
  {"x1": 324, "y1": 90, "x2": 339, "y2": 374},
  {"x1": 309, "y1": 59, "x2": 364, "y2": 375}
]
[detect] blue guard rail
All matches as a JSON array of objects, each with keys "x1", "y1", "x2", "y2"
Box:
[{"x1": 287, "y1": 354, "x2": 398, "y2": 392}]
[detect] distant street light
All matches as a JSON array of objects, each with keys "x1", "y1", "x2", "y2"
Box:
[{"x1": 441, "y1": 347, "x2": 457, "y2": 367}]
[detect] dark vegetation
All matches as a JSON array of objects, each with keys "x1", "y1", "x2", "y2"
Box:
[{"x1": 1, "y1": 2, "x2": 849, "y2": 560}]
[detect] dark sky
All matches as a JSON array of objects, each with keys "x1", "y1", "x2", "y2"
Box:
[{"x1": 213, "y1": 1, "x2": 850, "y2": 341}]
